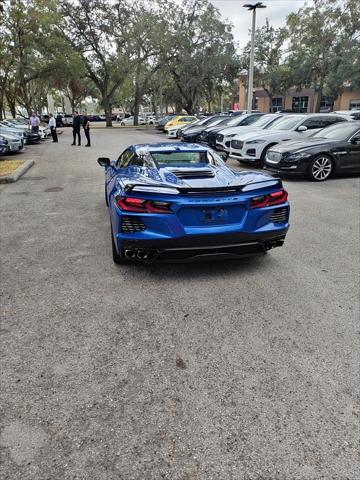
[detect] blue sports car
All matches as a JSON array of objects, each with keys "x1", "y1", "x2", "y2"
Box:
[{"x1": 98, "y1": 143, "x2": 290, "y2": 263}]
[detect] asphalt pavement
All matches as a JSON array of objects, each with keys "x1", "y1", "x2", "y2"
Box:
[{"x1": 1, "y1": 127, "x2": 359, "y2": 479}]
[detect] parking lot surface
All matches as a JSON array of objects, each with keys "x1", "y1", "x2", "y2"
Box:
[{"x1": 1, "y1": 127, "x2": 359, "y2": 479}]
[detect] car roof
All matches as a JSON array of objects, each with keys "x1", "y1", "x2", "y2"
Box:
[{"x1": 133, "y1": 142, "x2": 210, "y2": 153}]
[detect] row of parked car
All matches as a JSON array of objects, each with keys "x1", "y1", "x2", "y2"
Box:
[
  {"x1": 154, "y1": 111, "x2": 360, "y2": 181},
  {"x1": 0, "y1": 118, "x2": 50, "y2": 156}
]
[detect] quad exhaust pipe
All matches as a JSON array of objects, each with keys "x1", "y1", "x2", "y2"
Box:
[
  {"x1": 124, "y1": 249, "x2": 137, "y2": 259},
  {"x1": 124, "y1": 249, "x2": 154, "y2": 260},
  {"x1": 265, "y1": 238, "x2": 285, "y2": 251}
]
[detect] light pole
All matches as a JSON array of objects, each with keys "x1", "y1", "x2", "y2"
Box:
[{"x1": 243, "y1": 2, "x2": 266, "y2": 113}]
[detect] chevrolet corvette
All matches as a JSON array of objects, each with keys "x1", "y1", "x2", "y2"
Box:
[{"x1": 98, "y1": 143, "x2": 290, "y2": 263}]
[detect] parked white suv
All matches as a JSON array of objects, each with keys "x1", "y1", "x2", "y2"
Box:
[
  {"x1": 215, "y1": 113, "x2": 283, "y2": 153},
  {"x1": 229, "y1": 114, "x2": 347, "y2": 166}
]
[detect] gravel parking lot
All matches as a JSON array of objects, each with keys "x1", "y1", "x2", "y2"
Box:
[{"x1": 1, "y1": 127, "x2": 359, "y2": 479}]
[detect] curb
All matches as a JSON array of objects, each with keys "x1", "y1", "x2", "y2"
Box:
[{"x1": 0, "y1": 159, "x2": 35, "y2": 183}]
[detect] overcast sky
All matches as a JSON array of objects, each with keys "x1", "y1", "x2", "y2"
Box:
[{"x1": 209, "y1": 0, "x2": 310, "y2": 50}]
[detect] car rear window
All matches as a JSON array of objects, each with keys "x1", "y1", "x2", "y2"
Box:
[{"x1": 151, "y1": 151, "x2": 208, "y2": 164}]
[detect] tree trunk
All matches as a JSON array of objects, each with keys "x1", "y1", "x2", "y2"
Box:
[
  {"x1": 133, "y1": 85, "x2": 141, "y2": 126},
  {"x1": 268, "y1": 94, "x2": 273, "y2": 112},
  {"x1": 134, "y1": 64, "x2": 141, "y2": 126},
  {"x1": 6, "y1": 91, "x2": 16, "y2": 118},
  {"x1": 151, "y1": 96, "x2": 156, "y2": 116},
  {"x1": 103, "y1": 95, "x2": 113, "y2": 127},
  {"x1": 314, "y1": 78, "x2": 324, "y2": 113},
  {"x1": 176, "y1": 101, "x2": 184, "y2": 113}
]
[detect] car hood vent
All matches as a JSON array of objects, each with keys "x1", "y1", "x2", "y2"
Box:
[{"x1": 168, "y1": 168, "x2": 215, "y2": 179}]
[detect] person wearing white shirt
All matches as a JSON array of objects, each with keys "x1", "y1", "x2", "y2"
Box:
[{"x1": 48, "y1": 113, "x2": 58, "y2": 143}]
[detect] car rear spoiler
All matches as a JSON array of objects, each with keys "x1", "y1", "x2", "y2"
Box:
[{"x1": 125, "y1": 178, "x2": 282, "y2": 195}]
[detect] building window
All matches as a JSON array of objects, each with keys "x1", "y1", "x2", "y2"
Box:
[
  {"x1": 350, "y1": 100, "x2": 360, "y2": 110},
  {"x1": 271, "y1": 97, "x2": 283, "y2": 112},
  {"x1": 320, "y1": 96, "x2": 332, "y2": 112},
  {"x1": 292, "y1": 96, "x2": 309, "y2": 113}
]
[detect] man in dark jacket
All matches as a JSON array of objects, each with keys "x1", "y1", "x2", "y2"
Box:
[
  {"x1": 82, "y1": 112, "x2": 91, "y2": 147},
  {"x1": 71, "y1": 111, "x2": 81, "y2": 146}
]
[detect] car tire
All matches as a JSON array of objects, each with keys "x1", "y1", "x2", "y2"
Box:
[
  {"x1": 259, "y1": 144, "x2": 276, "y2": 168},
  {"x1": 120, "y1": 122, "x2": 125, "y2": 126},
  {"x1": 111, "y1": 225, "x2": 128, "y2": 264},
  {"x1": 307, "y1": 154, "x2": 333, "y2": 181}
]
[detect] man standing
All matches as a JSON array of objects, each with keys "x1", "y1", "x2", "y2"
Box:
[
  {"x1": 72, "y1": 111, "x2": 81, "y2": 146},
  {"x1": 48, "y1": 114, "x2": 58, "y2": 143},
  {"x1": 29, "y1": 112, "x2": 40, "y2": 133},
  {"x1": 82, "y1": 112, "x2": 91, "y2": 147}
]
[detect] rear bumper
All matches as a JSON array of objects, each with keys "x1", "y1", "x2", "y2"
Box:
[{"x1": 119, "y1": 229, "x2": 288, "y2": 263}]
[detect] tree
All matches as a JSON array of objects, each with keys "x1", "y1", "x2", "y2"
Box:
[
  {"x1": 59, "y1": 0, "x2": 132, "y2": 126},
  {"x1": 118, "y1": 1, "x2": 168, "y2": 124},
  {"x1": 2, "y1": 0, "x2": 62, "y2": 115},
  {"x1": 321, "y1": 0, "x2": 360, "y2": 105},
  {"x1": 162, "y1": 0, "x2": 238, "y2": 114},
  {"x1": 285, "y1": 0, "x2": 359, "y2": 112}
]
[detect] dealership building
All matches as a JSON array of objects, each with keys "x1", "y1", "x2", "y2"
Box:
[{"x1": 238, "y1": 82, "x2": 360, "y2": 113}]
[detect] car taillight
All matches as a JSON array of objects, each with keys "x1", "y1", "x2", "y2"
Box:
[
  {"x1": 250, "y1": 189, "x2": 288, "y2": 209},
  {"x1": 116, "y1": 196, "x2": 172, "y2": 213},
  {"x1": 146, "y1": 201, "x2": 172, "y2": 213},
  {"x1": 117, "y1": 197, "x2": 147, "y2": 212}
]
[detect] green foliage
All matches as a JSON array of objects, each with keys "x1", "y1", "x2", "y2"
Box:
[
  {"x1": 285, "y1": 0, "x2": 360, "y2": 110},
  {"x1": 1, "y1": 0, "x2": 358, "y2": 121},
  {"x1": 162, "y1": 0, "x2": 239, "y2": 113}
]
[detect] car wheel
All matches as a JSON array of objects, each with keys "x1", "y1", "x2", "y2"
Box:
[
  {"x1": 120, "y1": 122, "x2": 125, "y2": 126},
  {"x1": 259, "y1": 144, "x2": 275, "y2": 168},
  {"x1": 307, "y1": 154, "x2": 333, "y2": 181},
  {"x1": 111, "y1": 225, "x2": 128, "y2": 264}
]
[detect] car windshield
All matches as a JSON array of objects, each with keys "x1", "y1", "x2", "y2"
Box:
[
  {"x1": 312, "y1": 122, "x2": 360, "y2": 140},
  {"x1": 200, "y1": 116, "x2": 226, "y2": 126},
  {"x1": 206, "y1": 118, "x2": 230, "y2": 128},
  {"x1": 225, "y1": 116, "x2": 248, "y2": 127},
  {"x1": 151, "y1": 151, "x2": 209, "y2": 165},
  {"x1": 266, "y1": 116, "x2": 304, "y2": 131},
  {"x1": 186, "y1": 119, "x2": 201, "y2": 127},
  {"x1": 251, "y1": 115, "x2": 277, "y2": 128}
]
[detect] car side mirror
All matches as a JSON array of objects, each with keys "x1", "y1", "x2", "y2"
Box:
[
  {"x1": 297, "y1": 125, "x2": 307, "y2": 132},
  {"x1": 98, "y1": 157, "x2": 111, "y2": 168},
  {"x1": 350, "y1": 136, "x2": 360, "y2": 144}
]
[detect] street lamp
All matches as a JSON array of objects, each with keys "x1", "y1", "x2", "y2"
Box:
[{"x1": 243, "y1": 2, "x2": 267, "y2": 113}]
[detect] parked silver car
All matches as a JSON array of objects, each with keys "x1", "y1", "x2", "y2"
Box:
[{"x1": 0, "y1": 131, "x2": 24, "y2": 153}]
